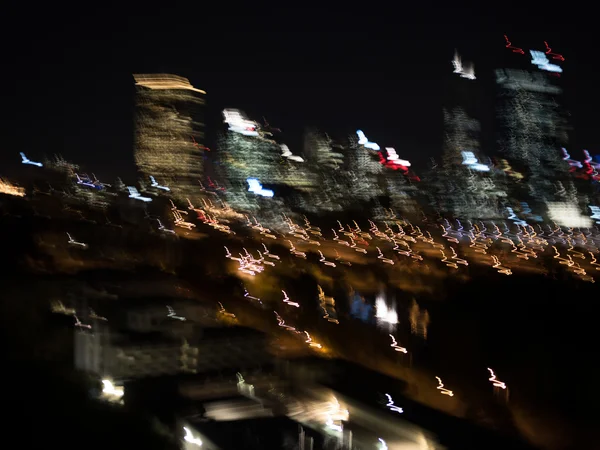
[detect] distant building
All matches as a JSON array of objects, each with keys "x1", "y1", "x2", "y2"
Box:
[
  {"x1": 495, "y1": 43, "x2": 571, "y2": 208},
  {"x1": 75, "y1": 322, "x2": 271, "y2": 380},
  {"x1": 133, "y1": 74, "x2": 206, "y2": 200}
]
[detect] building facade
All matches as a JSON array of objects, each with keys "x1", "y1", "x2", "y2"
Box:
[{"x1": 133, "y1": 74, "x2": 206, "y2": 200}]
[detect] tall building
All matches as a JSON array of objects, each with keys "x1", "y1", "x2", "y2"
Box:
[
  {"x1": 133, "y1": 74, "x2": 206, "y2": 200},
  {"x1": 434, "y1": 51, "x2": 505, "y2": 218},
  {"x1": 495, "y1": 39, "x2": 571, "y2": 209}
]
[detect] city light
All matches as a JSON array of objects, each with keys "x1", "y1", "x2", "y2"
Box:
[
  {"x1": 20, "y1": 152, "x2": 43, "y2": 167},
  {"x1": 530, "y1": 50, "x2": 563, "y2": 73},
  {"x1": 356, "y1": 130, "x2": 380, "y2": 151},
  {"x1": 223, "y1": 109, "x2": 260, "y2": 136},
  {"x1": 183, "y1": 427, "x2": 203, "y2": 447},
  {"x1": 0, "y1": 178, "x2": 25, "y2": 197},
  {"x1": 247, "y1": 178, "x2": 274, "y2": 197}
]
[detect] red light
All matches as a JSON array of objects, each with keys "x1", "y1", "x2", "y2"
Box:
[
  {"x1": 544, "y1": 41, "x2": 565, "y2": 61},
  {"x1": 504, "y1": 35, "x2": 524, "y2": 55}
]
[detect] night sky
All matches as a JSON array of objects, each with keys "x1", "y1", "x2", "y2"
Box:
[{"x1": 5, "y1": 7, "x2": 597, "y2": 181}]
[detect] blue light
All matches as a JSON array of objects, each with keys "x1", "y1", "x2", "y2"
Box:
[
  {"x1": 149, "y1": 176, "x2": 170, "y2": 191},
  {"x1": 461, "y1": 151, "x2": 478, "y2": 165},
  {"x1": 247, "y1": 178, "x2": 274, "y2": 197},
  {"x1": 530, "y1": 50, "x2": 563, "y2": 73},
  {"x1": 127, "y1": 186, "x2": 152, "y2": 202},
  {"x1": 462, "y1": 151, "x2": 489, "y2": 171},
  {"x1": 356, "y1": 130, "x2": 380, "y2": 151},
  {"x1": 20, "y1": 152, "x2": 43, "y2": 167},
  {"x1": 590, "y1": 205, "x2": 600, "y2": 223}
]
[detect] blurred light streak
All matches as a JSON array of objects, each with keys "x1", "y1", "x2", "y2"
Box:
[
  {"x1": 282, "y1": 290, "x2": 300, "y2": 308},
  {"x1": 183, "y1": 427, "x2": 203, "y2": 446},
  {"x1": 504, "y1": 35, "x2": 524, "y2": 54},
  {"x1": 0, "y1": 178, "x2": 25, "y2": 197},
  {"x1": 435, "y1": 376, "x2": 454, "y2": 397},
  {"x1": 384, "y1": 393, "x2": 404, "y2": 413},
  {"x1": 487, "y1": 368, "x2": 507, "y2": 389},
  {"x1": 20, "y1": 152, "x2": 43, "y2": 167},
  {"x1": 544, "y1": 41, "x2": 565, "y2": 61},
  {"x1": 389, "y1": 334, "x2": 407, "y2": 354},
  {"x1": 356, "y1": 130, "x2": 380, "y2": 151}
]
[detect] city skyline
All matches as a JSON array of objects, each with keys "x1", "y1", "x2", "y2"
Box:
[{"x1": 6, "y1": 15, "x2": 596, "y2": 181}]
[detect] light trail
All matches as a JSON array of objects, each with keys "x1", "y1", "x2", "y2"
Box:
[{"x1": 435, "y1": 376, "x2": 454, "y2": 397}]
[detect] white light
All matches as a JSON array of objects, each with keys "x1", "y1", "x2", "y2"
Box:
[
  {"x1": 247, "y1": 178, "x2": 274, "y2": 197},
  {"x1": 375, "y1": 295, "x2": 398, "y2": 325},
  {"x1": 149, "y1": 176, "x2": 170, "y2": 191},
  {"x1": 102, "y1": 379, "x2": 124, "y2": 398},
  {"x1": 548, "y1": 202, "x2": 593, "y2": 228},
  {"x1": 127, "y1": 186, "x2": 152, "y2": 202},
  {"x1": 452, "y1": 51, "x2": 476, "y2": 80},
  {"x1": 461, "y1": 152, "x2": 489, "y2": 171},
  {"x1": 461, "y1": 151, "x2": 478, "y2": 165},
  {"x1": 378, "y1": 438, "x2": 388, "y2": 450},
  {"x1": 356, "y1": 130, "x2": 380, "y2": 151},
  {"x1": 281, "y1": 144, "x2": 304, "y2": 162},
  {"x1": 223, "y1": 109, "x2": 260, "y2": 136},
  {"x1": 183, "y1": 427, "x2": 203, "y2": 447},
  {"x1": 385, "y1": 148, "x2": 411, "y2": 166}
]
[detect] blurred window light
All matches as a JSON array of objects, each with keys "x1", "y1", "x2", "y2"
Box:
[
  {"x1": 356, "y1": 130, "x2": 380, "y2": 151},
  {"x1": 530, "y1": 50, "x2": 563, "y2": 73},
  {"x1": 548, "y1": 202, "x2": 592, "y2": 228},
  {"x1": 247, "y1": 178, "x2": 274, "y2": 197},
  {"x1": 223, "y1": 109, "x2": 260, "y2": 136},
  {"x1": 462, "y1": 151, "x2": 489, "y2": 170}
]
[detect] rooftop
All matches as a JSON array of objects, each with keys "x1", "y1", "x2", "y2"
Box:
[{"x1": 133, "y1": 74, "x2": 206, "y2": 94}]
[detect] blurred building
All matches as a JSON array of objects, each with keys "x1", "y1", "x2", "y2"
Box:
[
  {"x1": 75, "y1": 324, "x2": 271, "y2": 380},
  {"x1": 495, "y1": 41, "x2": 572, "y2": 209},
  {"x1": 133, "y1": 74, "x2": 206, "y2": 200},
  {"x1": 74, "y1": 296, "x2": 271, "y2": 380}
]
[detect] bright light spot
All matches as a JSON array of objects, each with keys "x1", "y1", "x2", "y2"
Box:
[
  {"x1": 223, "y1": 109, "x2": 260, "y2": 136},
  {"x1": 461, "y1": 151, "x2": 489, "y2": 171},
  {"x1": 0, "y1": 178, "x2": 25, "y2": 197},
  {"x1": 247, "y1": 178, "x2": 274, "y2": 197},
  {"x1": 385, "y1": 148, "x2": 411, "y2": 166},
  {"x1": 375, "y1": 295, "x2": 398, "y2": 325},
  {"x1": 356, "y1": 130, "x2": 380, "y2": 151},
  {"x1": 102, "y1": 379, "x2": 124, "y2": 398},
  {"x1": 547, "y1": 202, "x2": 593, "y2": 228},
  {"x1": 183, "y1": 427, "x2": 203, "y2": 447},
  {"x1": 530, "y1": 50, "x2": 563, "y2": 73}
]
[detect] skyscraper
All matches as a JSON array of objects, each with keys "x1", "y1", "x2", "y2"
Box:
[
  {"x1": 133, "y1": 74, "x2": 206, "y2": 200},
  {"x1": 495, "y1": 40, "x2": 571, "y2": 208},
  {"x1": 434, "y1": 51, "x2": 505, "y2": 218}
]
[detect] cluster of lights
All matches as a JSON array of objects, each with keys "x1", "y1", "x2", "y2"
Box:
[
  {"x1": 247, "y1": 178, "x2": 274, "y2": 197},
  {"x1": 223, "y1": 109, "x2": 260, "y2": 136},
  {"x1": 0, "y1": 178, "x2": 25, "y2": 197},
  {"x1": 461, "y1": 151, "x2": 490, "y2": 171}
]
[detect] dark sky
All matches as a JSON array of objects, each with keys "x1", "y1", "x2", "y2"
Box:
[{"x1": 4, "y1": 6, "x2": 598, "y2": 181}]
